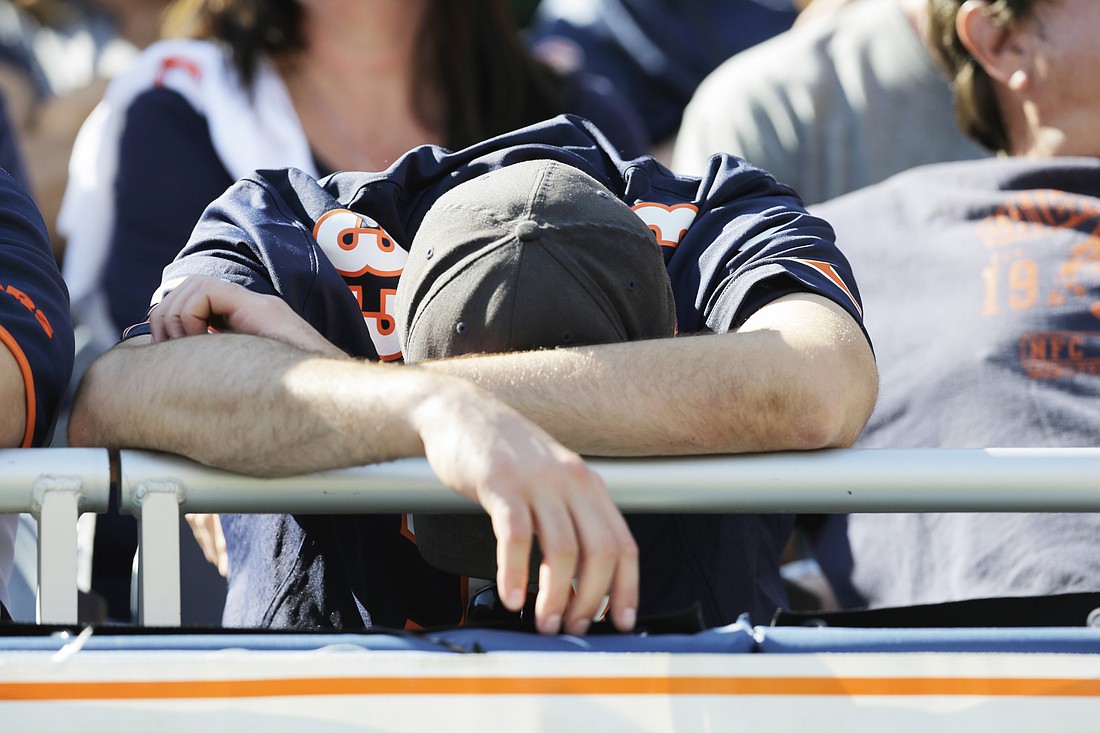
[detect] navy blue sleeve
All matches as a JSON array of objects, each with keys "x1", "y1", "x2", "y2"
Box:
[
  {"x1": 0, "y1": 168, "x2": 73, "y2": 446},
  {"x1": 621, "y1": 154, "x2": 866, "y2": 337},
  {"x1": 103, "y1": 87, "x2": 236, "y2": 335},
  {"x1": 144, "y1": 168, "x2": 378, "y2": 358}
]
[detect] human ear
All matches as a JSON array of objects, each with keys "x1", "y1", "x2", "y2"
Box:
[{"x1": 957, "y1": 0, "x2": 1033, "y2": 90}]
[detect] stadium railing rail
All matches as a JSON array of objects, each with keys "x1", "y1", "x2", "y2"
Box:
[
  {"x1": 114, "y1": 447, "x2": 1100, "y2": 627},
  {"x1": 8, "y1": 447, "x2": 1100, "y2": 626}
]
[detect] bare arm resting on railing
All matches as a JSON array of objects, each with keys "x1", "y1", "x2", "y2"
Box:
[
  {"x1": 69, "y1": 277, "x2": 874, "y2": 632},
  {"x1": 422, "y1": 292, "x2": 876, "y2": 455},
  {"x1": 134, "y1": 276, "x2": 876, "y2": 457},
  {"x1": 69, "y1": 320, "x2": 638, "y2": 637}
]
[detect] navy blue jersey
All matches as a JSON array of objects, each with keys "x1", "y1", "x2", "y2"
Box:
[
  {"x1": 0, "y1": 168, "x2": 72, "y2": 447},
  {"x1": 101, "y1": 64, "x2": 648, "y2": 340},
  {"x1": 145, "y1": 115, "x2": 864, "y2": 355},
  {"x1": 130, "y1": 115, "x2": 866, "y2": 630}
]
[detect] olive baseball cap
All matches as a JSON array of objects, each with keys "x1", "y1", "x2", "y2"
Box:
[{"x1": 396, "y1": 158, "x2": 676, "y2": 580}]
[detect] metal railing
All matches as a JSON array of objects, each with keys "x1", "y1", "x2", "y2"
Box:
[
  {"x1": 7, "y1": 447, "x2": 1100, "y2": 626},
  {"x1": 115, "y1": 447, "x2": 1100, "y2": 627}
]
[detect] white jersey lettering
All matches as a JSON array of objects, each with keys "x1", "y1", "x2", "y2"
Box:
[
  {"x1": 313, "y1": 208, "x2": 408, "y2": 277},
  {"x1": 314, "y1": 209, "x2": 408, "y2": 360},
  {"x1": 631, "y1": 202, "x2": 699, "y2": 249}
]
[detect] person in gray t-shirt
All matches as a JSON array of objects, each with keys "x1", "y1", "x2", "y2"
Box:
[
  {"x1": 806, "y1": 0, "x2": 1100, "y2": 611},
  {"x1": 672, "y1": 0, "x2": 987, "y2": 204}
]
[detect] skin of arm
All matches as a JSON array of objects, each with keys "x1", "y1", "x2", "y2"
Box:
[
  {"x1": 141, "y1": 277, "x2": 877, "y2": 456},
  {"x1": 420, "y1": 292, "x2": 879, "y2": 455},
  {"x1": 68, "y1": 281, "x2": 638, "y2": 636},
  {"x1": 0, "y1": 342, "x2": 27, "y2": 447}
]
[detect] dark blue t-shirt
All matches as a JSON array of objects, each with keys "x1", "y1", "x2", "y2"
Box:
[
  {"x1": 528, "y1": 0, "x2": 799, "y2": 143},
  {"x1": 129, "y1": 115, "x2": 866, "y2": 630}
]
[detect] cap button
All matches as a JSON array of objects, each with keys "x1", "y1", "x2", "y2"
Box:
[{"x1": 515, "y1": 220, "x2": 541, "y2": 241}]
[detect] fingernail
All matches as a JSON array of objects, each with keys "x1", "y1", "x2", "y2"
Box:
[
  {"x1": 507, "y1": 588, "x2": 524, "y2": 609},
  {"x1": 620, "y1": 607, "x2": 636, "y2": 630},
  {"x1": 541, "y1": 614, "x2": 561, "y2": 635},
  {"x1": 567, "y1": 618, "x2": 590, "y2": 636}
]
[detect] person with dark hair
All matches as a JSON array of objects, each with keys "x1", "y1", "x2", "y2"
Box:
[
  {"x1": 798, "y1": 0, "x2": 1100, "y2": 615},
  {"x1": 60, "y1": 0, "x2": 647, "y2": 360},
  {"x1": 68, "y1": 115, "x2": 877, "y2": 634},
  {"x1": 57, "y1": 0, "x2": 647, "y2": 621},
  {"x1": 0, "y1": 163, "x2": 74, "y2": 621}
]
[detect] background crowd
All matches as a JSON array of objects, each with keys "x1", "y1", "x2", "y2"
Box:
[{"x1": 0, "y1": 0, "x2": 1096, "y2": 633}]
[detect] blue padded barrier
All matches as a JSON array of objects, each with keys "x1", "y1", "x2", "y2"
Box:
[
  {"x1": 429, "y1": 620, "x2": 757, "y2": 653},
  {"x1": 753, "y1": 625, "x2": 1100, "y2": 654},
  {"x1": 0, "y1": 618, "x2": 758, "y2": 654}
]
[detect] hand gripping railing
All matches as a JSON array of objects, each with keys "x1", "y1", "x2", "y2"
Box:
[
  {"x1": 118, "y1": 447, "x2": 1100, "y2": 627},
  {"x1": 0, "y1": 448, "x2": 111, "y2": 624}
]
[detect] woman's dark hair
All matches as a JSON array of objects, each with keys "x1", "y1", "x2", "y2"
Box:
[
  {"x1": 421, "y1": 1, "x2": 566, "y2": 149},
  {"x1": 166, "y1": 0, "x2": 566, "y2": 150},
  {"x1": 926, "y1": 0, "x2": 1045, "y2": 153}
]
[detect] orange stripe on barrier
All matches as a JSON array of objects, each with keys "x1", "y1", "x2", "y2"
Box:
[{"x1": 2, "y1": 676, "x2": 1099, "y2": 701}]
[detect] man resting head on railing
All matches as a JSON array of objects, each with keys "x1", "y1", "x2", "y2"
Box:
[
  {"x1": 0, "y1": 165, "x2": 75, "y2": 621},
  {"x1": 67, "y1": 115, "x2": 878, "y2": 635}
]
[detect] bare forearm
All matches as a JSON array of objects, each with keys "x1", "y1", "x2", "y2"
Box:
[
  {"x1": 422, "y1": 294, "x2": 878, "y2": 456},
  {"x1": 73, "y1": 281, "x2": 646, "y2": 633},
  {"x1": 0, "y1": 343, "x2": 27, "y2": 447},
  {"x1": 68, "y1": 334, "x2": 472, "y2": 476}
]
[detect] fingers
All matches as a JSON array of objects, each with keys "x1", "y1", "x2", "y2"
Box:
[
  {"x1": 151, "y1": 277, "x2": 264, "y2": 342},
  {"x1": 490, "y1": 459, "x2": 637, "y2": 637},
  {"x1": 417, "y1": 387, "x2": 638, "y2": 637},
  {"x1": 489, "y1": 495, "x2": 534, "y2": 613},
  {"x1": 148, "y1": 276, "x2": 342, "y2": 355},
  {"x1": 529, "y1": 497, "x2": 578, "y2": 635},
  {"x1": 598, "y1": 498, "x2": 640, "y2": 633},
  {"x1": 150, "y1": 276, "x2": 222, "y2": 342},
  {"x1": 558, "y1": 476, "x2": 638, "y2": 635},
  {"x1": 184, "y1": 513, "x2": 229, "y2": 577}
]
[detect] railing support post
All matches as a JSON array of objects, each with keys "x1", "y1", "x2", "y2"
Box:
[
  {"x1": 32, "y1": 478, "x2": 84, "y2": 625},
  {"x1": 132, "y1": 481, "x2": 184, "y2": 627}
]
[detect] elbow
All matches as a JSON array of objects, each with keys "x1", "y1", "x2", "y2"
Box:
[
  {"x1": 786, "y1": 353, "x2": 879, "y2": 451},
  {"x1": 785, "y1": 389, "x2": 873, "y2": 450}
]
